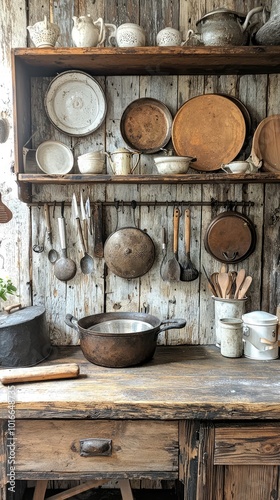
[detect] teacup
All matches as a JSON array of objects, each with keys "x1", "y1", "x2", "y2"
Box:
[
  {"x1": 221, "y1": 161, "x2": 252, "y2": 174},
  {"x1": 156, "y1": 28, "x2": 194, "y2": 46}
]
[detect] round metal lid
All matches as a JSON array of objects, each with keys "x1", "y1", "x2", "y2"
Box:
[
  {"x1": 104, "y1": 227, "x2": 155, "y2": 279},
  {"x1": 242, "y1": 310, "x2": 278, "y2": 326},
  {"x1": 0, "y1": 305, "x2": 45, "y2": 328}
]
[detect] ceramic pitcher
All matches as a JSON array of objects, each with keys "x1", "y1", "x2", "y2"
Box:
[
  {"x1": 72, "y1": 15, "x2": 105, "y2": 47},
  {"x1": 105, "y1": 148, "x2": 140, "y2": 175}
]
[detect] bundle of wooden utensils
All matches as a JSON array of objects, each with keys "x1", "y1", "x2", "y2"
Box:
[{"x1": 203, "y1": 266, "x2": 252, "y2": 300}]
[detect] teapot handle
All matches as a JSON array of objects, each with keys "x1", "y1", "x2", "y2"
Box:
[
  {"x1": 242, "y1": 6, "x2": 264, "y2": 32},
  {"x1": 131, "y1": 152, "x2": 141, "y2": 173},
  {"x1": 106, "y1": 23, "x2": 117, "y2": 46},
  {"x1": 104, "y1": 151, "x2": 116, "y2": 174},
  {"x1": 94, "y1": 17, "x2": 105, "y2": 46}
]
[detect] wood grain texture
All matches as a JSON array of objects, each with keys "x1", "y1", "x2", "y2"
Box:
[
  {"x1": 2, "y1": 0, "x2": 280, "y2": 352},
  {"x1": 1, "y1": 346, "x2": 280, "y2": 420}
]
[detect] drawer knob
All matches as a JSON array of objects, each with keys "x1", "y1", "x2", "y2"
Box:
[{"x1": 79, "y1": 438, "x2": 112, "y2": 457}]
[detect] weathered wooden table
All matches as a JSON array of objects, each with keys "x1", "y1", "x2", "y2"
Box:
[{"x1": 1, "y1": 345, "x2": 280, "y2": 500}]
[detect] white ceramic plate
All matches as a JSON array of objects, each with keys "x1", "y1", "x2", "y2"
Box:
[
  {"x1": 36, "y1": 140, "x2": 74, "y2": 174},
  {"x1": 44, "y1": 70, "x2": 107, "y2": 136}
]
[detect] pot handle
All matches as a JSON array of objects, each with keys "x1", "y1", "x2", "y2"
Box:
[
  {"x1": 159, "y1": 318, "x2": 186, "y2": 332},
  {"x1": 65, "y1": 314, "x2": 79, "y2": 331}
]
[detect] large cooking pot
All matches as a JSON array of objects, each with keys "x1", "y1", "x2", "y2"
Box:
[
  {"x1": 65, "y1": 312, "x2": 186, "y2": 367},
  {"x1": 0, "y1": 304, "x2": 52, "y2": 367}
]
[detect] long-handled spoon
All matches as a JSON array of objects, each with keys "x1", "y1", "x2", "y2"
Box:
[
  {"x1": 234, "y1": 269, "x2": 246, "y2": 299},
  {"x1": 238, "y1": 275, "x2": 252, "y2": 299}
]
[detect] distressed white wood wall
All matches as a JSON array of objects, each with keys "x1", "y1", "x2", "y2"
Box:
[{"x1": 0, "y1": 0, "x2": 278, "y2": 349}]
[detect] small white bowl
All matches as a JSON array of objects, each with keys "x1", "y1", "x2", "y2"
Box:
[
  {"x1": 154, "y1": 156, "x2": 195, "y2": 175},
  {"x1": 221, "y1": 161, "x2": 251, "y2": 174},
  {"x1": 77, "y1": 158, "x2": 105, "y2": 174}
]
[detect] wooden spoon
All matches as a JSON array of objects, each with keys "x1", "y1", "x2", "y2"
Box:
[
  {"x1": 238, "y1": 275, "x2": 252, "y2": 299},
  {"x1": 234, "y1": 269, "x2": 246, "y2": 299},
  {"x1": 218, "y1": 272, "x2": 230, "y2": 299}
]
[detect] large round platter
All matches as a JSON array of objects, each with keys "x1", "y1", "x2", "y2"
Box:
[
  {"x1": 172, "y1": 94, "x2": 246, "y2": 171},
  {"x1": 251, "y1": 115, "x2": 280, "y2": 172},
  {"x1": 44, "y1": 71, "x2": 107, "y2": 136},
  {"x1": 120, "y1": 98, "x2": 173, "y2": 154},
  {"x1": 36, "y1": 140, "x2": 74, "y2": 174}
]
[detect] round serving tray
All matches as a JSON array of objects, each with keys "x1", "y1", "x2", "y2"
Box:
[
  {"x1": 120, "y1": 97, "x2": 173, "y2": 154},
  {"x1": 172, "y1": 94, "x2": 246, "y2": 171},
  {"x1": 44, "y1": 70, "x2": 107, "y2": 137}
]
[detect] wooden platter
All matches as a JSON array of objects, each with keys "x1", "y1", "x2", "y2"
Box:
[
  {"x1": 251, "y1": 115, "x2": 280, "y2": 172},
  {"x1": 172, "y1": 94, "x2": 246, "y2": 171}
]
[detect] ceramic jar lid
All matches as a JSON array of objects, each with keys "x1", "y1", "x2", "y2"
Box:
[{"x1": 242, "y1": 310, "x2": 278, "y2": 326}]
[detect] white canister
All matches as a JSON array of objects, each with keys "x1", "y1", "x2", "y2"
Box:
[
  {"x1": 219, "y1": 318, "x2": 243, "y2": 358},
  {"x1": 242, "y1": 310, "x2": 279, "y2": 360},
  {"x1": 213, "y1": 296, "x2": 247, "y2": 347}
]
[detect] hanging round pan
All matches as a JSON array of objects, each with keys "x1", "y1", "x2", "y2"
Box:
[
  {"x1": 172, "y1": 94, "x2": 246, "y2": 171},
  {"x1": 204, "y1": 210, "x2": 257, "y2": 264},
  {"x1": 104, "y1": 226, "x2": 155, "y2": 279},
  {"x1": 120, "y1": 97, "x2": 173, "y2": 154},
  {"x1": 251, "y1": 115, "x2": 280, "y2": 172}
]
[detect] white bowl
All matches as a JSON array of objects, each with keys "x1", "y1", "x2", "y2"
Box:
[
  {"x1": 77, "y1": 158, "x2": 105, "y2": 174},
  {"x1": 221, "y1": 161, "x2": 251, "y2": 174},
  {"x1": 78, "y1": 150, "x2": 105, "y2": 160},
  {"x1": 154, "y1": 156, "x2": 195, "y2": 175}
]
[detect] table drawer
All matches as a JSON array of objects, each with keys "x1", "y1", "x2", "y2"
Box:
[{"x1": 15, "y1": 420, "x2": 178, "y2": 473}]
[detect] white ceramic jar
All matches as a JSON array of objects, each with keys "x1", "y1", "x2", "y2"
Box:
[{"x1": 242, "y1": 310, "x2": 279, "y2": 360}]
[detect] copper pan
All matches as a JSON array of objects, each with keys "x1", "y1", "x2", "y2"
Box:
[{"x1": 120, "y1": 97, "x2": 173, "y2": 154}]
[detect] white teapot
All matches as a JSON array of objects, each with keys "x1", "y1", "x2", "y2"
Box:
[
  {"x1": 105, "y1": 148, "x2": 140, "y2": 175},
  {"x1": 72, "y1": 15, "x2": 105, "y2": 47}
]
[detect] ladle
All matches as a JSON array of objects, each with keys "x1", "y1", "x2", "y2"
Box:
[
  {"x1": 72, "y1": 194, "x2": 94, "y2": 275},
  {"x1": 44, "y1": 203, "x2": 58, "y2": 264},
  {"x1": 54, "y1": 210, "x2": 77, "y2": 282}
]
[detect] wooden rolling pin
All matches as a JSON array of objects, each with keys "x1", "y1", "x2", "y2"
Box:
[{"x1": 0, "y1": 363, "x2": 80, "y2": 385}]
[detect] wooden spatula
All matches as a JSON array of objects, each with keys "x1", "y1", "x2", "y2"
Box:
[{"x1": 0, "y1": 193, "x2": 12, "y2": 223}]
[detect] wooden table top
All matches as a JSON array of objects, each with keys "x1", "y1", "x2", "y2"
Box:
[{"x1": 0, "y1": 345, "x2": 280, "y2": 420}]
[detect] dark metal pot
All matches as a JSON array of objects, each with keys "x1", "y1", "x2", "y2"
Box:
[
  {"x1": 65, "y1": 312, "x2": 186, "y2": 368},
  {"x1": 0, "y1": 304, "x2": 52, "y2": 367}
]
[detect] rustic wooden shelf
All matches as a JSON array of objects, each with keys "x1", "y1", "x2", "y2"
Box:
[
  {"x1": 17, "y1": 172, "x2": 280, "y2": 184},
  {"x1": 12, "y1": 46, "x2": 280, "y2": 202},
  {"x1": 12, "y1": 46, "x2": 280, "y2": 76}
]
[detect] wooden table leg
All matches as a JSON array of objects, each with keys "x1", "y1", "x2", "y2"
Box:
[
  {"x1": 118, "y1": 480, "x2": 134, "y2": 500},
  {"x1": 33, "y1": 480, "x2": 48, "y2": 500}
]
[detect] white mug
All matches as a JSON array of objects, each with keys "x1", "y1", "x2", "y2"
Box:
[{"x1": 221, "y1": 161, "x2": 252, "y2": 174}]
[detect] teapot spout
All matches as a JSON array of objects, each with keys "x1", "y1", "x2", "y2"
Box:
[{"x1": 72, "y1": 16, "x2": 79, "y2": 28}]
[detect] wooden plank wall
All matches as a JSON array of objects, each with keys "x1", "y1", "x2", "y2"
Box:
[{"x1": 0, "y1": 0, "x2": 278, "y2": 349}]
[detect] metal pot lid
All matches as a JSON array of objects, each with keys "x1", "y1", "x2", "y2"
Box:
[
  {"x1": 104, "y1": 227, "x2": 155, "y2": 279},
  {"x1": 204, "y1": 211, "x2": 256, "y2": 264},
  {"x1": 197, "y1": 8, "x2": 246, "y2": 24},
  {"x1": 0, "y1": 305, "x2": 45, "y2": 328},
  {"x1": 242, "y1": 311, "x2": 278, "y2": 326}
]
